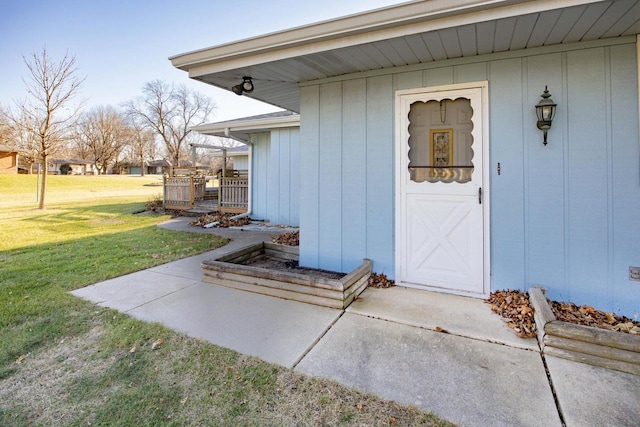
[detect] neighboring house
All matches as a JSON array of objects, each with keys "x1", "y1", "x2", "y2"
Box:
[
  {"x1": 0, "y1": 145, "x2": 19, "y2": 174},
  {"x1": 171, "y1": 0, "x2": 640, "y2": 316},
  {"x1": 194, "y1": 111, "x2": 300, "y2": 226},
  {"x1": 147, "y1": 160, "x2": 172, "y2": 175},
  {"x1": 123, "y1": 160, "x2": 172, "y2": 175},
  {"x1": 50, "y1": 159, "x2": 97, "y2": 175},
  {"x1": 212, "y1": 145, "x2": 249, "y2": 172}
]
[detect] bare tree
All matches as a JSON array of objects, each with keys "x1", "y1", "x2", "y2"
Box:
[
  {"x1": 75, "y1": 105, "x2": 127, "y2": 174},
  {"x1": 7, "y1": 47, "x2": 84, "y2": 208},
  {"x1": 9, "y1": 111, "x2": 40, "y2": 172},
  {"x1": 123, "y1": 116, "x2": 157, "y2": 176},
  {"x1": 0, "y1": 105, "x2": 11, "y2": 146},
  {"x1": 125, "y1": 80, "x2": 216, "y2": 167}
]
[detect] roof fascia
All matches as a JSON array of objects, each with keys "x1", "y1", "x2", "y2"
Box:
[
  {"x1": 192, "y1": 114, "x2": 301, "y2": 135},
  {"x1": 172, "y1": 0, "x2": 601, "y2": 77}
]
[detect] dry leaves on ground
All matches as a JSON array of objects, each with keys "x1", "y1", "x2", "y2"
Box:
[
  {"x1": 487, "y1": 290, "x2": 537, "y2": 338},
  {"x1": 489, "y1": 289, "x2": 640, "y2": 338},
  {"x1": 272, "y1": 231, "x2": 299, "y2": 246},
  {"x1": 550, "y1": 301, "x2": 640, "y2": 334},
  {"x1": 189, "y1": 213, "x2": 252, "y2": 228},
  {"x1": 368, "y1": 273, "x2": 395, "y2": 288}
]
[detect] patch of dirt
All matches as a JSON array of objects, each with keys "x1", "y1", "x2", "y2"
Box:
[
  {"x1": 189, "y1": 213, "x2": 252, "y2": 228},
  {"x1": 244, "y1": 257, "x2": 345, "y2": 280},
  {"x1": 272, "y1": 231, "x2": 299, "y2": 246},
  {"x1": 368, "y1": 273, "x2": 395, "y2": 288},
  {"x1": 488, "y1": 289, "x2": 640, "y2": 338},
  {"x1": 0, "y1": 322, "x2": 116, "y2": 425}
]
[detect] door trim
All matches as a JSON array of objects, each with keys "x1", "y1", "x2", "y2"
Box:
[{"x1": 394, "y1": 81, "x2": 491, "y2": 298}]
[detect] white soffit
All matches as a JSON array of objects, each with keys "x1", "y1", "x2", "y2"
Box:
[
  {"x1": 170, "y1": 0, "x2": 640, "y2": 112},
  {"x1": 193, "y1": 111, "x2": 300, "y2": 142}
]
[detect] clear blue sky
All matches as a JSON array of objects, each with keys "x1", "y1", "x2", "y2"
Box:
[{"x1": 0, "y1": 0, "x2": 403, "y2": 121}]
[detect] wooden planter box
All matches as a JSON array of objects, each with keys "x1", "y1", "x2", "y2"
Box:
[
  {"x1": 202, "y1": 242, "x2": 371, "y2": 309},
  {"x1": 529, "y1": 287, "x2": 640, "y2": 376}
]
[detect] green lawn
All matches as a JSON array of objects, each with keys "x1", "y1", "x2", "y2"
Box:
[{"x1": 0, "y1": 175, "x2": 453, "y2": 426}]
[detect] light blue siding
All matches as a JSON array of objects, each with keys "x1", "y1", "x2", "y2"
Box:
[
  {"x1": 318, "y1": 83, "x2": 343, "y2": 271},
  {"x1": 272, "y1": 129, "x2": 300, "y2": 226},
  {"x1": 298, "y1": 38, "x2": 639, "y2": 315},
  {"x1": 341, "y1": 79, "x2": 368, "y2": 272},
  {"x1": 250, "y1": 130, "x2": 300, "y2": 226},
  {"x1": 300, "y1": 85, "x2": 321, "y2": 267},
  {"x1": 233, "y1": 156, "x2": 248, "y2": 170},
  {"x1": 567, "y1": 48, "x2": 609, "y2": 306},
  {"x1": 251, "y1": 133, "x2": 270, "y2": 222},
  {"x1": 366, "y1": 76, "x2": 395, "y2": 275},
  {"x1": 524, "y1": 53, "x2": 566, "y2": 296},
  {"x1": 611, "y1": 44, "x2": 640, "y2": 316},
  {"x1": 487, "y1": 58, "x2": 527, "y2": 293}
]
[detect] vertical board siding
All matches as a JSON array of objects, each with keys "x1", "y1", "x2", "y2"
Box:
[
  {"x1": 566, "y1": 48, "x2": 609, "y2": 306},
  {"x1": 289, "y1": 129, "x2": 301, "y2": 226},
  {"x1": 279, "y1": 130, "x2": 292, "y2": 225},
  {"x1": 525, "y1": 53, "x2": 566, "y2": 293},
  {"x1": 366, "y1": 75, "x2": 395, "y2": 275},
  {"x1": 610, "y1": 43, "x2": 640, "y2": 315},
  {"x1": 251, "y1": 133, "x2": 270, "y2": 221},
  {"x1": 487, "y1": 58, "x2": 527, "y2": 291},
  {"x1": 424, "y1": 67, "x2": 454, "y2": 86},
  {"x1": 455, "y1": 62, "x2": 488, "y2": 82},
  {"x1": 250, "y1": 130, "x2": 300, "y2": 226},
  {"x1": 318, "y1": 82, "x2": 343, "y2": 271},
  {"x1": 267, "y1": 130, "x2": 279, "y2": 222},
  {"x1": 341, "y1": 79, "x2": 368, "y2": 272},
  {"x1": 300, "y1": 85, "x2": 321, "y2": 268},
  {"x1": 297, "y1": 39, "x2": 639, "y2": 315},
  {"x1": 234, "y1": 157, "x2": 248, "y2": 170}
]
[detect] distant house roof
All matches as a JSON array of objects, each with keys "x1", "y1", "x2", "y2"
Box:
[
  {"x1": 193, "y1": 110, "x2": 300, "y2": 142},
  {"x1": 51, "y1": 158, "x2": 93, "y2": 165},
  {"x1": 212, "y1": 145, "x2": 249, "y2": 157},
  {"x1": 126, "y1": 159, "x2": 199, "y2": 168},
  {"x1": 147, "y1": 160, "x2": 171, "y2": 167},
  {"x1": 0, "y1": 145, "x2": 18, "y2": 153}
]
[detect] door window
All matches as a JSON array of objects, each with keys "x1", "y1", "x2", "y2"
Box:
[{"x1": 407, "y1": 98, "x2": 474, "y2": 183}]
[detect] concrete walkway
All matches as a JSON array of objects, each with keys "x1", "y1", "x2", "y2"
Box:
[{"x1": 72, "y1": 219, "x2": 640, "y2": 427}]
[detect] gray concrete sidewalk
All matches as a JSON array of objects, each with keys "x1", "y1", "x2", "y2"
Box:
[{"x1": 71, "y1": 220, "x2": 640, "y2": 426}]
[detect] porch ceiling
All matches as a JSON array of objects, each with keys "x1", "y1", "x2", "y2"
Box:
[{"x1": 171, "y1": 0, "x2": 640, "y2": 112}]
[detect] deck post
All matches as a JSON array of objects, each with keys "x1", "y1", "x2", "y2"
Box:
[
  {"x1": 162, "y1": 174, "x2": 167, "y2": 208},
  {"x1": 189, "y1": 175, "x2": 195, "y2": 205}
]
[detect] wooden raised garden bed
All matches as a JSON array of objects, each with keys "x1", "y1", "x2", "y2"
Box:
[
  {"x1": 202, "y1": 242, "x2": 371, "y2": 309},
  {"x1": 529, "y1": 287, "x2": 640, "y2": 376}
]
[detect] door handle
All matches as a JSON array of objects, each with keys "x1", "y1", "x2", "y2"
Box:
[{"x1": 478, "y1": 187, "x2": 482, "y2": 204}]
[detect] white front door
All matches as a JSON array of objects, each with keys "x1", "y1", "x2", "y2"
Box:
[{"x1": 395, "y1": 82, "x2": 489, "y2": 297}]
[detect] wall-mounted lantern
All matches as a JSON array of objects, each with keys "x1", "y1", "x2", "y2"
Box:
[
  {"x1": 232, "y1": 77, "x2": 254, "y2": 96},
  {"x1": 535, "y1": 86, "x2": 557, "y2": 146}
]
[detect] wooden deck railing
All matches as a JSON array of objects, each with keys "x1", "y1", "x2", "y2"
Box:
[
  {"x1": 162, "y1": 173, "x2": 248, "y2": 213},
  {"x1": 163, "y1": 175, "x2": 207, "y2": 209},
  {"x1": 219, "y1": 177, "x2": 249, "y2": 213}
]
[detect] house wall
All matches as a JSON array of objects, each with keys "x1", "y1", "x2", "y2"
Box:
[
  {"x1": 0, "y1": 152, "x2": 18, "y2": 173},
  {"x1": 233, "y1": 156, "x2": 248, "y2": 170},
  {"x1": 250, "y1": 128, "x2": 300, "y2": 226},
  {"x1": 299, "y1": 37, "x2": 639, "y2": 316}
]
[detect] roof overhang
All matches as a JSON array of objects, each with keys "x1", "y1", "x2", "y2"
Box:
[
  {"x1": 193, "y1": 112, "x2": 300, "y2": 143},
  {"x1": 211, "y1": 148, "x2": 249, "y2": 158},
  {"x1": 170, "y1": 0, "x2": 640, "y2": 112}
]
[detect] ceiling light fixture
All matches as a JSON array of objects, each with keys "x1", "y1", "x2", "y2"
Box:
[{"x1": 232, "y1": 77, "x2": 254, "y2": 96}]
